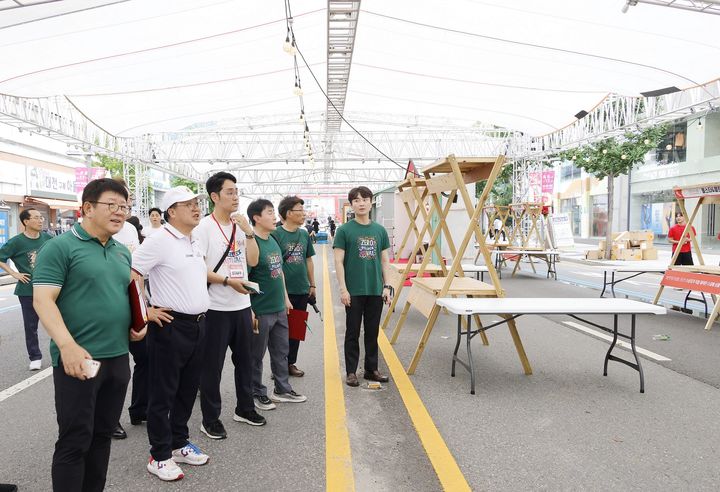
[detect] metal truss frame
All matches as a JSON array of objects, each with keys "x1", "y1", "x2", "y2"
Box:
[
  {"x1": 622, "y1": 0, "x2": 720, "y2": 15},
  {"x1": 326, "y1": 0, "x2": 361, "y2": 133}
]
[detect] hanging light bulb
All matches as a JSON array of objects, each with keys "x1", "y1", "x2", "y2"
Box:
[
  {"x1": 643, "y1": 139, "x2": 650, "y2": 145},
  {"x1": 698, "y1": 119, "x2": 703, "y2": 128},
  {"x1": 283, "y1": 33, "x2": 292, "y2": 53},
  {"x1": 621, "y1": 154, "x2": 627, "y2": 160},
  {"x1": 293, "y1": 82, "x2": 303, "y2": 96},
  {"x1": 665, "y1": 144, "x2": 672, "y2": 151},
  {"x1": 571, "y1": 155, "x2": 576, "y2": 161},
  {"x1": 602, "y1": 149, "x2": 608, "y2": 154},
  {"x1": 299, "y1": 110, "x2": 305, "y2": 122},
  {"x1": 289, "y1": 40, "x2": 297, "y2": 56}
]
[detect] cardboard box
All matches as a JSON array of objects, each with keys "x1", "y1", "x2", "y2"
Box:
[
  {"x1": 585, "y1": 250, "x2": 603, "y2": 260},
  {"x1": 598, "y1": 240, "x2": 607, "y2": 251},
  {"x1": 623, "y1": 249, "x2": 642, "y2": 261},
  {"x1": 642, "y1": 248, "x2": 658, "y2": 260}
]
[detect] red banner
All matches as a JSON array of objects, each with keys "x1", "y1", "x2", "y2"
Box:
[
  {"x1": 674, "y1": 183, "x2": 720, "y2": 200},
  {"x1": 661, "y1": 270, "x2": 720, "y2": 294},
  {"x1": 75, "y1": 167, "x2": 108, "y2": 193}
]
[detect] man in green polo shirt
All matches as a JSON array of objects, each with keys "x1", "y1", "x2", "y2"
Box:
[
  {"x1": 247, "y1": 198, "x2": 307, "y2": 410},
  {"x1": 33, "y1": 178, "x2": 146, "y2": 492},
  {"x1": 271, "y1": 195, "x2": 316, "y2": 377},
  {"x1": 0, "y1": 207, "x2": 52, "y2": 370},
  {"x1": 333, "y1": 186, "x2": 393, "y2": 388}
]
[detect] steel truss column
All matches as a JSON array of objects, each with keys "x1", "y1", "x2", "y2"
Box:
[{"x1": 326, "y1": 0, "x2": 361, "y2": 133}]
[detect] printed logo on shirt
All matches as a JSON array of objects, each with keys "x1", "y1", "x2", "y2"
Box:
[
  {"x1": 27, "y1": 250, "x2": 38, "y2": 270},
  {"x1": 285, "y1": 242, "x2": 304, "y2": 264},
  {"x1": 268, "y1": 251, "x2": 283, "y2": 278},
  {"x1": 357, "y1": 236, "x2": 377, "y2": 260}
]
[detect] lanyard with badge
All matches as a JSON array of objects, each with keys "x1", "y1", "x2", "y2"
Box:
[{"x1": 211, "y1": 214, "x2": 243, "y2": 279}]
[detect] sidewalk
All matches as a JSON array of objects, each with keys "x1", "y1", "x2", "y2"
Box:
[{"x1": 562, "y1": 238, "x2": 720, "y2": 267}]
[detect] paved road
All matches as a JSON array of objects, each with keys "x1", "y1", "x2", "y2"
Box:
[{"x1": 2, "y1": 248, "x2": 720, "y2": 490}]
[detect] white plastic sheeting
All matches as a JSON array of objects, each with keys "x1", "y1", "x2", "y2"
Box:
[{"x1": 0, "y1": 0, "x2": 717, "y2": 137}]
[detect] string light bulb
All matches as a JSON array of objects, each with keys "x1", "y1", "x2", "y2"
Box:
[
  {"x1": 621, "y1": 154, "x2": 627, "y2": 160},
  {"x1": 283, "y1": 33, "x2": 292, "y2": 53},
  {"x1": 299, "y1": 110, "x2": 305, "y2": 122},
  {"x1": 643, "y1": 139, "x2": 650, "y2": 145},
  {"x1": 293, "y1": 82, "x2": 303, "y2": 96},
  {"x1": 698, "y1": 119, "x2": 703, "y2": 128},
  {"x1": 665, "y1": 144, "x2": 672, "y2": 151},
  {"x1": 602, "y1": 149, "x2": 608, "y2": 154}
]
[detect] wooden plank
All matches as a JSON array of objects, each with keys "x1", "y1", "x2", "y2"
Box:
[
  {"x1": 399, "y1": 188, "x2": 416, "y2": 203},
  {"x1": 412, "y1": 276, "x2": 499, "y2": 296},
  {"x1": 422, "y1": 155, "x2": 498, "y2": 174},
  {"x1": 425, "y1": 173, "x2": 459, "y2": 195},
  {"x1": 407, "y1": 285, "x2": 437, "y2": 318}
]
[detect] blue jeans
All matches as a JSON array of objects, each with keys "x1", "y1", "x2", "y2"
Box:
[{"x1": 18, "y1": 296, "x2": 42, "y2": 361}]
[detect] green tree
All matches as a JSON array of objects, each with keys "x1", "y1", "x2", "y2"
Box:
[
  {"x1": 95, "y1": 154, "x2": 125, "y2": 177},
  {"x1": 558, "y1": 125, "x2": 666, "y2": 259},
  {"x1": 170, "y1": 176, "x2": 200, "y2": 193}
]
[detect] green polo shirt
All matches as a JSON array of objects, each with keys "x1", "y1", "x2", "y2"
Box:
[
  {"x1": 333, "y1": 220, "x2": 390, "y2": 296},
  {"x1": 0, "y1": 231, "x2": 53, "y2": 296},
  {"x1": 248, "y1": 235, "x2": 286, "y2": 315},
  {"x1": 271, "y1": 226, "x2": 315, "y2": 295},
  {"x1": 33, "y1": 223, "x2": 132, "y2": 367}
]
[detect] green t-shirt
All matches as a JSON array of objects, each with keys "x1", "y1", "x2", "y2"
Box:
[
  {"x1": 333, "y1": 220, "x2": 390, "y2": 296},
  {"x1": 33, "y1": 223, "x2": 132, "y2": 366},
  {"x1": 0, "y1": 232, "x2": 53, "y2": 296},
  {"x1": 271, "y1": 226, "x2": 315, "y2": 295},
  {"x1": 248, "y1": 235, "x2": 286, "y2": 315}
]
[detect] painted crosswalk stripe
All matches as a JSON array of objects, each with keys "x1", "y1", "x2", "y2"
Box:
[
  {"x1": 562, "y1": 321, "x2": 671, "y2": 361},
  {"x1": 0, "y1": 367, "x2": 52, "y2": 403}
]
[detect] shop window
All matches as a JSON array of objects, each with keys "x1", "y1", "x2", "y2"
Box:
[
  {"x1": 591, "y1": 194, "x2": 608, "y2": 237},
  {"x1": 560, "y1": 197, "x2": 581, "y2": 236},
  {"x1": 655, "y1": 122, "x2": 687, "y2": 164},
  {"x1": 560, "y1": 162, "x2": 581, "y2": 181}
]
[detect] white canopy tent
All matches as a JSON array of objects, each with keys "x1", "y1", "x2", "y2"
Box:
[{"x1": 0, "y1": 0, "x2": 718, "y2": 193}]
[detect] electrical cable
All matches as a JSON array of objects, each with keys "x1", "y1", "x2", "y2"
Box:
[{"x1": 293, "y1": 42, "x2": 405, "y2": 170}]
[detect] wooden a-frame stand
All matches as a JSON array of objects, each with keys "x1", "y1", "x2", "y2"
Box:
[
  {"x1": 389, "y1": 154, "x2": 533, "y2": 376},
  {"x1": 652, "y1": 182, "x2": 720, "y2": 330}
]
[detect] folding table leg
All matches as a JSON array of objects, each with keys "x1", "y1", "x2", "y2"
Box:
[
  {"x1": 600, "y1": 271, "x2": 608, "y2": 298},
  {"x1": 390, "y1": 301, "x2": 412, "y2": 344},
  {"x1": 473, "y1": 314, "x2": 489, "y2": 346},
  {"x1": 407, "y1": 306, "x2": 441, "y2": 375},
  {"x1": 504, "y1": 315, "x2": 532, "y2": 375},
  {"x1": 466, "y1": 314, "x2": 476, "y2": 395}
]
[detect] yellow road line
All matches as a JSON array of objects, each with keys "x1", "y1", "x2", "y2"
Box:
[
  {"x1": 378, "y1": 330, "x2": 471, "y2": 491},
  {"x1": 322, "y1": 246, "x2": 355, "y2": 491}
]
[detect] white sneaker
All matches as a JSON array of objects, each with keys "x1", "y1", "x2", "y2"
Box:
[
  {"x1": 147, "y1": 458, "x2": 184, "y2": 481},
  {"x1": 29, "y1": 360, "x2": 41, "y2": 371},
  {"x1": 172, "y1": 442, "x2": 209, "y2": 465},
  {"x1": 270, "y1": 390, "x2": 307, "y2": 403}
]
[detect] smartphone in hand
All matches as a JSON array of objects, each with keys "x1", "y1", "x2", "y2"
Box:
[{"x1": 83, "y1": 359, "x2": 101, "y2": 379}]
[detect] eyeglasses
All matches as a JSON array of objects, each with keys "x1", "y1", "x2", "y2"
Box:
[
  {"x1": 289, "y1": 208, "x2": 305, "y2": 213},
  {"x1": 29, "y1": 216, "x2": 45, "y2": 221},
  {"x1": 220, "y1": 188, "x2": 239, "y2": 197},
  {"x1": 89, "y1": 201, "x2": 130, "y2": 214}
]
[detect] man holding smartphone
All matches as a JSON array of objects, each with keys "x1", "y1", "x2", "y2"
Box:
[
  {"x1": 33, "y1": 178, "x2": 146, "y2": 491},
  {"x1": 333, "y1": 186, "x2": 393, "y2": 388}
]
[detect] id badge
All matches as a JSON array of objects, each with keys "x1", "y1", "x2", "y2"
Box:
[{"x1": 226, "y1": 256, "x2": 245, "y2": 279}]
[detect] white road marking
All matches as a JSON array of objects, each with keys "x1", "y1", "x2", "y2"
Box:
[
  {"x1": 0, "y1": 305, "x2": 20, "y2": 314},
  {"x1": 0, "y1": 367, "x2": 53, "y2": 403},
  {"x1": 562, "y1": 321, "x2": 671, "y2": 362}
]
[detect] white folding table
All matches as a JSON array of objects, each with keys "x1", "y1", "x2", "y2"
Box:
[
  {"x1": 491, "y1": 249, "x2": 559, "y2": 279},
  {"x1": 436, "y1": 297, "x2": 667, "y2": 395},
  {"x1": 600, "y1": 267, "x2": 666, "y2": 298},
  {"x1": 460, "y1": 263, "x2": 488, "y2": 282}
]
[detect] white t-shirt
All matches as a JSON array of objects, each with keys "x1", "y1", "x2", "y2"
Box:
[
  {"x1": 132, "y1": 223, "x2": 210, "y2": 315},
  {"x1": 114, "y1": 221, "x2": 140, "y2": 252},
  {"x1": 194, "y1": 214, "x2": 251, "y2": 311},
  {"x1": 143, "y1": 225, "x2": 163, "y2": 237}
]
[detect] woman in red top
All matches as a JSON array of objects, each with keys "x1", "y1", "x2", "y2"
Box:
[{"x1": 667, "y1": 213, "x2": 695, "y2": 265}]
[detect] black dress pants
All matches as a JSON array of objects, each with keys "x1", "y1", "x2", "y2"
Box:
[
  {"x1": 200, "y1": 307, "x2": 254, "y2": 424},
  {"x1": 344, "y1": 295, "x2": 383, "y2": 374},
  {"x1": 288, "y1": 293, "x2": 309, "y2": 365},
  {"x1": 146, "y1": 317, "x2": 206, "y2": 461},
  {"x1": 52, "y1": 354, "x2": 130, "y2": 492},
  {"x1": 128, "y1": 338, "x2": 148, "y2": 420}
]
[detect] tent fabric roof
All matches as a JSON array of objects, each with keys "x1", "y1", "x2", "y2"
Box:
[{"x1": 0, "y1": 0, "x2": 718, "y2": 137}]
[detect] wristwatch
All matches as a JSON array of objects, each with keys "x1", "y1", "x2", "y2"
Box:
[
  {"x1": 245, "y1": 232, "x2": 255, "y2": 239},
  {"x1": 223, "y1": 276, "x2": 229, "y2": 286},
  {"x1": 383, "y1": 284, "x2": 392, "y2": 290}
]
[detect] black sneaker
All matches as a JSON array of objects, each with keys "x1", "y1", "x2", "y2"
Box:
[
  {"x1": 233, "y1": 410, "x2": 267, "y2": 426},
  {"x1": 253, "y1": 395, "x2": 277, "y2": 411},
  {"x1": 112, "y1": 423, "x2": 127, "y2": 440},
  {"x1": 200, "y1": 420, "x2": 227, "y2": 440}
]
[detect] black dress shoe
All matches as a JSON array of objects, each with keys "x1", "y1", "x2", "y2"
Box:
[
  {"x1": 346, "y1": 373, "x2": 359, "y2": 387},
  {"x1": 363, "y1": 370, "x2": 389, "y2": 383},
  {"x1": 130, "y1": 415, "x2": 147, "y2": 426},
  {"x1": 0, "y1": 484, "x2": 18, "y2": 492},
  {"x1": 112, "y1": 423, "x2": 127, "y2": 439}
]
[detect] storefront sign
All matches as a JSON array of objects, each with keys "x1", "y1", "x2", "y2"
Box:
[
  {"x1": 661, "y1": 270, "x2": 720, "y2": 295},
  {"x1": 0, "y1": 209, "x2": 9, "y2": 246},
  {"x1": 674, "y1": 183, "x2": 720, "y2": 200},
  {"x1": 27, "y1": 166, "x2": 76, "y2": 200},
  {"x1": 74, "y1": 167, "x2": 107, "y2": 192},
  {"x1": 541, "y1": 171, "x2": 555, "y2": 193},
  {"x1": 0, "y1": 162, "x2": 28, "y2": 196}
]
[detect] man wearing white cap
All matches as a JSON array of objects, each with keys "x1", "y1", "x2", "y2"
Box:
[{"x1": 132, "y1": 186, "x2": 211, "y2": 482}]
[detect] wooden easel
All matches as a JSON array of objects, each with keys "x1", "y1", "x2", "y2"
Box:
[
  {"x1": 653, "y1": 182, "x2": 720, "y2": 329},
  {"x1": 508, "y1": 202, "x2": 546, "y2": 249},
  {"x1": 382, "y1": 176, "x2": 447, "y2": 332},
  {"x1": 389, "y1": 155, "x2": 532, "y2": 376}
]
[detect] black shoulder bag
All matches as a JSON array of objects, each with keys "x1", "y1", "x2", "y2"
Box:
[{"x1": 207, "y1": 223, "x2": 236, "y2": 288}]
